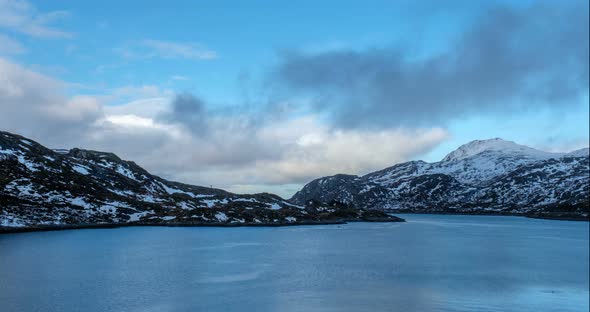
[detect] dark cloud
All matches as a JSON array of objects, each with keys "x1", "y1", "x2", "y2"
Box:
[
  {"x1": 163, "y1": 92, "x2": 266, "y2": 133},
  {"x1": 158, "y1": 92, "x2": 286, "y2": 167},
  {"x1": 273, "y1": 2, "x2": 589, "y2": 128},
  {"x1": 162, "y1": 92, "x2": 209, "y2": 135}
]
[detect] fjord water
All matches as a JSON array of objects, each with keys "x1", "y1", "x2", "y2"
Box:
[{"x1": 0, "y1": 215, "x2": 588, "y2": 312}]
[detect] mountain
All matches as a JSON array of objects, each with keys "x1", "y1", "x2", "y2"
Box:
[
  {"x1": 291, "y1": 138, "x2": 590, "y2": 220},
  {"x1": 0, "y1": 131, "x2": 402, "y2": 232},
  {"x1": 440, "y1": 138, "x2": 559, "y2": 162}
]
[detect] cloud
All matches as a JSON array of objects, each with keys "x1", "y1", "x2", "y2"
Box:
[
  {"x1": 273, "y1": 2, "x2": 589, "y2": 128},
  {"x1": 115, "y1": 93, "x2": 448, "y2": 192},
  {"x1": 2, "y1": 2, "x2": 587, "y2": 198},
  {"x1": 0, "y1": 57, "x2": 447, "y2": 197},
  {"x1": 160, "y1": 93, "x2": 209, "y2": 135},
  {"x1": 109, "y1": 108, "x2": 447, "y2": 193},
  {"x1": 0, "y1": 57, "x2": 102, "y2": 146},
  {"x1": 103, "y1": 97, "x2": 171, "y2": 119},
  {"x1": 247, "y1": 118, "x2": 448, "y2": 184},
  {"x1": 117, "y1": 39, "x2": 217, "y2": 60},
  {"x1": 0, "y1": 34, "x2": 26, "y2": 54},
  {"x1": 0, "y1": 0, "x2": 73, "y2": 38}
]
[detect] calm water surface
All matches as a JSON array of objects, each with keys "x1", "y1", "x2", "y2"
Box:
[{"x1": 0, "y1": 214, "x2": 588, "y2": 312}]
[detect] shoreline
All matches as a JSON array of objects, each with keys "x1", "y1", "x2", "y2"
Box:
[
  {"x1": 385, "y1": 210, "x2": 590, "y2": 222},
  {"x1": 0, "y1": 217, "x2": 404, "y2": 234},
  {"x1": 523, "y1": 215, "x2": 590, "y2": 222},
  {"x1": 2, "y1": 211, "x2": 588, "y2": 234}
]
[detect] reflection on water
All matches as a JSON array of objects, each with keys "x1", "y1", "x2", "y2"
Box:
[{"x1": 0, "y1": 214, "x2": 588, "y2": 312}]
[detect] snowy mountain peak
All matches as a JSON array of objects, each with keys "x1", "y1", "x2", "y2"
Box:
[
  {"x1": 291, "y1": 136, "x2": 589, "y2": 220},
  {"x1": 441, "y1": 138, "x2": 554, "y2": 162}
]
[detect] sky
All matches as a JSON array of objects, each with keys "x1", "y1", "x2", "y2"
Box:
[{"x1": 0, "y1": 0, "x2": 588, "y2": 198}]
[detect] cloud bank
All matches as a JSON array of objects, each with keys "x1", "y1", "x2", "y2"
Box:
[
  {"x1": 0, "y1": 57, "x2": 446, "y2": 197},
  {"x1": 273, "y1": 2, "x2": 589, "y2": 128}
]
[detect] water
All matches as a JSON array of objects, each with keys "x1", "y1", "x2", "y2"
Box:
[{"x1": 0, "y1": 214, "x2": 588, "y2": 312}]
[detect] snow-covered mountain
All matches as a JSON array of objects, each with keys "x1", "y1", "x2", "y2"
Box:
[
  {"x1": 1, "y1": 131, "x2": 401, "y2": 231},
  {"x1": 291, "y1": 138, "x2": 590, "y2": 220},
  {"x1": 441, "y1": 138, "x2": 560, "y2": 162}
]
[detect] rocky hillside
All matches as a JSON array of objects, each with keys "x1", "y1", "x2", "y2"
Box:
[
  {"x1": 0, "y1": 131, "x2": 402, "y2": 232},
  {"x1": 291, "y1": 138, "x2": 590, "y2": 220}
]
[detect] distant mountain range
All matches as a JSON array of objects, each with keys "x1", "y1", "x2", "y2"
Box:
[
  {"x1": 1, "y1": 131, "x2": 587, "y2": 232},
  {"x1": 0, "y1": 131, "x2": 400, "y2": 232},
  {"x1": 291, "y1": 138, "x2": 589, "y2": 220}
]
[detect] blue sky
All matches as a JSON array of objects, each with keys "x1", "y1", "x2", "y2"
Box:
[
  {"x1": 1, "y1": 0, "x2": 588, "y2": 197},
  {"x1": 9, "y1": 1, "x2": 478, "y2": 99},
  {"x1": 5, "y1": 1, "x2": 515, "y2": 97}
]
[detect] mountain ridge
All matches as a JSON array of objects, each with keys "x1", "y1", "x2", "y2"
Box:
[
  {"x1": 291, "y1": 138, "x2": 590, "y2": 220},
  {"x1": 0, "y1": 131, "x2": 402, "y2": 231}
]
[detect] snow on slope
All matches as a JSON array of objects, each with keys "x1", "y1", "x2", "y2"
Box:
[
  {"x1": 1, "y1": 131, "x2": 310, "y2": 228},
  {"x1": 441, "y1": 138, "x2": 560, "y2": 162},
  {"x1": 367, "y1": 138, "x2": 578, "y2": 186},
  {"x1": 291, "y1": 138, "x2": 590, "y2": 218}
]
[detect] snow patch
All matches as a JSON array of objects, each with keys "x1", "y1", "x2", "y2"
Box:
[
  {"x1": 268, "y1": 203, "x2": 282, "y2": 210},
  {"x1": 0, "y1": 214, "x2": 26, "y2": 227},
  {"x1": 215, "y1": 212, "x2": 228, "y2": 222},
  {"x1": 72, "y1": 164, "x2": 91, "y2": 175},
  {"x1": 128, "y1": 210, "x2": 152, "y2": 222},
  {"x1": 116, "y1": 165, "x2": 139, "y2": 181},
  {"x1": 69, "y1": 197, "x2": 93, "y2": 209}
]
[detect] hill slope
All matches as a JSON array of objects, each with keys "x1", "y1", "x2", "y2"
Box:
[
  {"x1": 1, "y1": 131, "x2": 402, "y2": 231},
  {"x1": 291, "y1": 139, "x2": 590, "y2": 220}
]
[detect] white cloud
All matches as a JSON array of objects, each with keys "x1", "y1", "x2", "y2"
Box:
[
  {"x1": 117, "y1": 39, "x2": 217, "y2": 60},
  {"x1": 0, "y1": 56, "x2": 63, "y2": 99},
  {"x1": 0, "y1": 57, "x2": 101, "y2": 146},
  {"x1": 45, "y1": 95, "x2": 102, "y2": 121},
  {"x1": 0, "y1": 33, "x2": 26, "y2": 54},
  {"x1": 104, "y1": 114, "x2": 160, "y2": 129},
  {"x1": 257, "y1": 119, "x2": 448, "y2": 184},
  {"x1": 0, "y1": 0, "x2": 73, "y2": 38},
  {"x1": 94, "y1": 107, "x2": 448, "y2": 196},
  {"x1": 103, "y1": 97, "x2": 171, "y2": 119}
]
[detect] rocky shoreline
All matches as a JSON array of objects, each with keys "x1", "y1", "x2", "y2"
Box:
[
  {"x1": 4, "y1": 210, "x2": 588, "y2": 234},
  {"x1": 0, "y1": 215, "x2": 405, "y2": 234}
]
